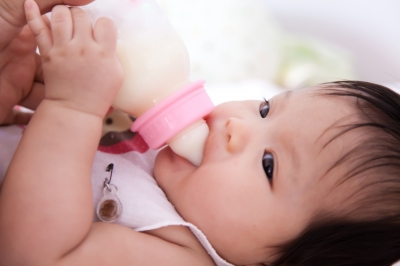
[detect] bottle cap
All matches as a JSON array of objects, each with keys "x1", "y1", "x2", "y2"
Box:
[{"x1": 131, "y1": 80, "x2": 215, "y2": 149}]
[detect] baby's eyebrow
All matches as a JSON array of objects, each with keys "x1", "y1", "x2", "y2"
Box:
[
  {"x1": 271, "y1": 90, "x2": 301, "y2": 180},
  {"x1": 285, "y1": 91, "x2": 305, "y2": 172},
  {"x1": 268, "y1": 90, "x2": 293, "y2": 115},
  {"x1": 272, "y1": 90, "x2": 293, "y2": 113},
  {"x1": 283, "y1": 90, "x2": 294, "y2": 100}
]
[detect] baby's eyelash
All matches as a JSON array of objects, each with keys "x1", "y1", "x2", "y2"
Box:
[{"x1": 259, "y1": 98, "x2": 270, "y2": 118}]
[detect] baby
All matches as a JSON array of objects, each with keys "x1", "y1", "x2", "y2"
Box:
[{"x1": 0, "y1": 1, "x2": 400, "y2": 266}]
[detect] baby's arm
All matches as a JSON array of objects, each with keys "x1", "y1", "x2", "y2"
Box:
[
  {"x1": 0, "y1": 1, "x2": 213, "y2": 265},
  {"x1": 0, "y1": 1, "x2": 123, "y2": 264}
]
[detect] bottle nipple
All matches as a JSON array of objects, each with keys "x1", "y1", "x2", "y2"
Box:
[
  {"x1": 131, "y1": 81, "x2": 214, "y2": 166},
  {"x1": 167, "y1": 120, "x2": 209, "y2": 166}
]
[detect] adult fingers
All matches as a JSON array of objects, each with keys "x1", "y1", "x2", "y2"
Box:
[
  {"x1": 19, "y1": 82, "x2": 45, "y2": 111},
  {"x1": 70, "y1": 7, "x2": 93, "y2": 41},
  {"x1": 93, "y1": 17, "x2": 118, "y2": 51},
  {"x1": 0, "y1": 94, "x2": 16, "y2": 125},
  {"x1": 25, "y1": 0, "x2": 53, "y2": 55},
  {"x1": 34, "y1": 0, "x2": 94, "y2": 15},
  {"x1": 34, "y1": 53, "x2": 44, "y2": 83},
  {"x1": 0, "y1": 108, "x2": 34, "y2": 126},
  {"x1": 51, "y1": 6, "x2": 73, "y2": 46}
]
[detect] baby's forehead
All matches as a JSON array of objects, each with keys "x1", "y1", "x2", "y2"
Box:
[
  {"x1": 275, "y1": 87, "x2": 356, "y2": 136},
  {"x1": 275, "y1": 87, "x2": 360, "y2": 184},
  {"x1": 293, "y1": 86, "x2": 354, "y2": 108}
]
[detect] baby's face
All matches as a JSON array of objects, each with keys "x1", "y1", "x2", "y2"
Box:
[{"x1": 154, "y1": 87, "x2": 355, "y2": 265}]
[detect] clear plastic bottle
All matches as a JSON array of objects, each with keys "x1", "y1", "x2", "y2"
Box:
[{"x1": 82, "y1": 0, "x2": 214, "y2": 166}]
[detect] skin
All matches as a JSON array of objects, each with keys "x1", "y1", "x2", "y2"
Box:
[
  {"x1": 155, "y1": 90, "x2": 357, "y2": 265},
  {"x1": 0, "y1": 0, "x2": 359, "y2": 265},
  {"x1": 0, "y1": 0, "x2": 93, "y2": 125},
  {"x1": 0, "y1": 2, "x2": 214, "y2": 265}
]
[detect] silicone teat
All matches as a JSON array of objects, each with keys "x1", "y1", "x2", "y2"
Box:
[
  {"x1": 131, "y1": 81, "x2": 214, "y2": 165},
  {"x1": 168, "y1": 120, "x2": 209, "y2": 166}
]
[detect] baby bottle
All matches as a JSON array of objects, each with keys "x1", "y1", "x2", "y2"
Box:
[{"x1": 82, "y1": 0, "x2": 214, "y2": 166}]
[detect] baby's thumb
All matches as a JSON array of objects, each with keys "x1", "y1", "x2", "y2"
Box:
[
  {"x1": 25, "y1": 0, "x2": 52, "y2": 55},
  {"x1": 93, "y1": 17, "x2": 118, "y2": 51}
]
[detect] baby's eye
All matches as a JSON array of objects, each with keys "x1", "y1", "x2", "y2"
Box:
[
  {"x1": 259, "y1": 99, "x2": 270, "y2": 118},
  {"x1": 262, "y1": 153, "x2": 274, "y2": 182}
]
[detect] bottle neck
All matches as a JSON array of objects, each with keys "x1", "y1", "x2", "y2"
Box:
[
  {"x1": 151, "y1": 79, "x2": 191, "y2": 106},
  {"x1": 131, "y1": 80, "x2": 215, "y2": 150}
]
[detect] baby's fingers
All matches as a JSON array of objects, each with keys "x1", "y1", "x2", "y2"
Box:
[
  {"x1": 93, "y1": 17, "x2": 118, "y2": 51},
  {"x1": 51, "y1": 6, "x2": 73, "y2": 46},
  {"x1": 25, "y1": 0, "x2": 53, "y2": 54}
]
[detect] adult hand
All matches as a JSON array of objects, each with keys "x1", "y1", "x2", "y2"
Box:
[{"x1": 0, "y1": 0, "x2": 93, "y2": 125}]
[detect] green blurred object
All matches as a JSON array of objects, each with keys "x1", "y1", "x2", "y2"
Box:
[
  {"x1": 277, "y1": 35, "x2": 356, "y2": 89},
  {"x1": 157, "y1": 0, "x2": 356, "y2": 90}
]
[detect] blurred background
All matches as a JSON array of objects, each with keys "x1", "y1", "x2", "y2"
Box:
[
  {"x1": 157, "y1": 0, "x2": 400, "y2": 93},
  {"x1": 262, "y1": 0, "x2": 400, "y2": 87}
]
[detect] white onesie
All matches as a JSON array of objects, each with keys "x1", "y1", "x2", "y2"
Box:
[{"x1": 0, "y1": 123, "x2": 233, "y2": 266}]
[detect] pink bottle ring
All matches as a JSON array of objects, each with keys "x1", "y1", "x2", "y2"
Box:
[{"x1": 131, "y1": 80, "x2": 215, "y2": 149}]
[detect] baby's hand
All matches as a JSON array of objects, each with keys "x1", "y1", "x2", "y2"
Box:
[{"x1": 25, "y1": 0, "x2": 123, "y2": 118}]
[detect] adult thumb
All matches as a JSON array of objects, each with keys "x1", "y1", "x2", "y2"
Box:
[{"x1": 35, "y1": 0, "x2": 94, "y2": 15}]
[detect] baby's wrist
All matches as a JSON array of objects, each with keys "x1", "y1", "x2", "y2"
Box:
[
  {"x1": 43, "y1": 88, "x2": 112, "y2": 119},
  {"x1": 43, "y1": 80, "x2": 118, "y2": 119},
  {"x1": 41, "y1": 98, "x2": 107, "y2": 121}
]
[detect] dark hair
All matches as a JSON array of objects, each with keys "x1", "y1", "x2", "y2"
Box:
[{"x1": 271, "y1": 81, "x2": 400, "y2": 266}]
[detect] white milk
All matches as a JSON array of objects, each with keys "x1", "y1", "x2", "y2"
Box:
[
  {"x1": 114, "y1": 32, "x2": 190, "y2": 116},
  {"x1": 81, "y1": 0, "x2": 211, "y2": 165}
]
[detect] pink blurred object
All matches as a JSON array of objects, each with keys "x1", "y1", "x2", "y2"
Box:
[{"x1": 131, "y1": 80, "x2": 214, "y2": 149}]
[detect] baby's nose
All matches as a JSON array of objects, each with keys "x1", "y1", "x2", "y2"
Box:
[{"x1": 225, "y1": 117, "x2": 251, "y2": 153}]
